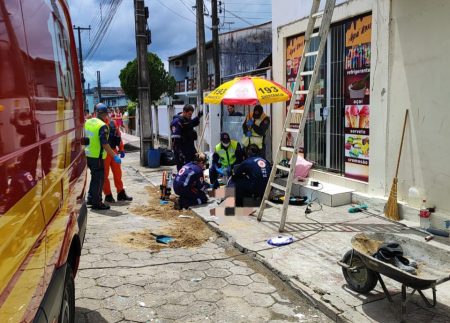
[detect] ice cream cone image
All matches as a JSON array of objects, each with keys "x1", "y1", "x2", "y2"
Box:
[
  {"x1": 345, "y1": 107, "x2": 352, "y2": 127},
  {"x1": 359, "y1": 105, "x2": 370, "y2": 128},
  {"x1": 349, "y1": 105, "x2": 359, "y2": 128}
]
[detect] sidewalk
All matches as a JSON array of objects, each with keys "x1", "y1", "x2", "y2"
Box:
[
  {"x1": 128, "y1": 153, "x2": 450, "y2": 322},
  {"x1": 122, "y1": 132, "x2": 141, "y2": 150}
]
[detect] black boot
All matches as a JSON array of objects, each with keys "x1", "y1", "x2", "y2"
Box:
[
  {"x1": 105, "y1": 194, "x2": 115, "y2": 203},
  {"x1": 117, "y1": 190, "x2": 133, "y2": 201},
  {"x1": 174, "y1": 197, "x2": 182, "y2": 210}
]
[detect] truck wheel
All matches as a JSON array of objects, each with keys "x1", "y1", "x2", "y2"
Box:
[
  {"x1": 59, "y1": 264, "x2": 75, "y2": 323},
  {"x1": 341, "y1": 249, "x2": 378, "y2": 294}
]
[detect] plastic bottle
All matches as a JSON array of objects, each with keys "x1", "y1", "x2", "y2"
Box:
[
  {"x1": 167, "y1": 171, "x2": 173, "y2": 189},
  {"x1": 408, "y1": 186, "x2": 421, "y2": 209},
  {"x1": 419, "y1": 199, "x2": 431, "y2": 229}
]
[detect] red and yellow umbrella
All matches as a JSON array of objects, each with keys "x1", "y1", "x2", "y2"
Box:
[{"x1": 204, "y1": 76, "x2": 292, "y2": 105}]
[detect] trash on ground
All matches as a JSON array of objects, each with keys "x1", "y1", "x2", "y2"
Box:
[
  {"x1": 150, "y1": 233, "x2": 174, "y2": 244},
  {"x1": 295, "y1": 313, "x2": 305, "y2": 319},
  {"x1": 267, "y1": 235, "x2": 294, "y2": 246},
  {"x1": 138, "y1": 301, "x2": 146, "y2": 307},
  {"x1": 190, "y1": 277, "x2": 203, "y2": 282},
  {"x1": 348, "y1": 203, "x2": 368, "y2": 213},
  {"x1": 159, "y1": 200, "x2": 169, "y2": 205},
  {"x1": 178, "y1": 214, "x2": 193, "y2": 219}
]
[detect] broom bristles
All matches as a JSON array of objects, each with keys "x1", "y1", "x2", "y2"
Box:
[{"x1": 385, "y1": 178, "x2": 400, "y2": 221}]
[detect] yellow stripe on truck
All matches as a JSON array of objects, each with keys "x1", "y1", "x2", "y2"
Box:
[{"x1": 0, "y1": 183, "x2": 46, "y2": 322}]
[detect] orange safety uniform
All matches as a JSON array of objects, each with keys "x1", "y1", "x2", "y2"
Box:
[{"x1": 103, "y1": 120, "x2": 125, "y2": 195}]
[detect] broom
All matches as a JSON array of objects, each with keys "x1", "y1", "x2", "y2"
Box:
[{"x1": 385, "y1": 109, "x2": 409, "y2": 220}]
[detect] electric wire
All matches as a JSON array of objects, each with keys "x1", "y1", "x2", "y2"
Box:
[
  {"x1": 86, "y1": 0, "x2": 120, "y2": 59},
  {"x1": 178, "y1": 0, "x2": 197, "y2": 18},
  {"x1": 154, "y1": 0, "x2": 197, "y2": 25},
  {"x1": 85, "y1": 0, "x2": 123, "y2": 62}
]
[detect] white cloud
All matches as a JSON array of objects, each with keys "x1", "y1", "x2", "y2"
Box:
[{"x1": 68, "y1": 0, "x2": 271, "y2": 87}]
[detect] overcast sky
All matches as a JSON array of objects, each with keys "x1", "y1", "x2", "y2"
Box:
[{"x1": 67, "y1": 0, "x2": 271, "y2": 88}]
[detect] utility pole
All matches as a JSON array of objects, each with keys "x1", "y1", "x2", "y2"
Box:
[
  {"x1": 195, "y1": 0, "x2": 208, "y2": 105},
  {"x1": 134, "y1": 0, "x2": 153, "y2": 166},
  {"x1": 96, "y1": 70, "x2": 102, "y2": 103},
  {"x1": 211, "y1": 0, "x2": 220, "y2": 88},
  {"x1": 73, "y1": 25, "x2": 91, "y2": 109}
]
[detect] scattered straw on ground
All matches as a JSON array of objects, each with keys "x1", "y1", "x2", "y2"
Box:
[
  {"x1": 117, "y1": 186, "x2": 215, "y2": 251},
  {"x1": 352, "y1": 233, "x2": 383, "y2": 255}
]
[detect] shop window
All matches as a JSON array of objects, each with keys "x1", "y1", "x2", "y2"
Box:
[{"x1": 285, "y1": 13, "x2": 372, "y2": 180}]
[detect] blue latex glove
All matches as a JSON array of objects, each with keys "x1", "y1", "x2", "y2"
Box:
[
  {"x1": 216, "y1": 167, "x2": 224, "y2": 176},
  {"x1": 246, "y1": 131, "x2": 252, "y2": 137},
  {"x1": 247, "y1": 119, "x2": 254, "y2": 127},
  {"x1": 113, "y1": 155, "x2": 122, "y2": 164},
  {"x1": 120, "y1": 151, "x2": 125, "y2": 158}
]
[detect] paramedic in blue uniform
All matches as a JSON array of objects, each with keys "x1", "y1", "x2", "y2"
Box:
[
  {"x1": 170, "y1": 104, "x2": 203, "y2": 170},
  {"x1": 232, "y1": 144, "x2": 271, "y2": 207},
  {"x1": 173, "y1": 153, "x2": 209, "y2": 209},
  {"x1": 209, "y1": 132, "x2": 244, "y2": 189}
]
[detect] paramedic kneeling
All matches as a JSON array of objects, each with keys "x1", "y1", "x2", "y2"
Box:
[
  {"x1": 173, "y1": 153, "x2": 209, "y2": 210},
  {"x1": 232, "y1": 144, "x2": 271, "y2": 207}
]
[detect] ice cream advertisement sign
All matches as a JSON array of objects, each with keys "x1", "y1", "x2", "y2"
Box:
[
  {"x1": 344, "y1": 14, "x2": 372, "y2": 182},
  {"x1": 286, "y1": 34, "x2": 305, "y2": 81},
  {"x1": 285, "y1": 33, "x2": 306, "y2": 149},
  {"x1": 345, "y1": 15, "x2": 372, "y2": 48}
]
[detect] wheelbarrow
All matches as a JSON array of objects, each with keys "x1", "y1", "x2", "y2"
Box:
[{"x1": 338, "y1": 232, "x2": 450, "y2": 322}]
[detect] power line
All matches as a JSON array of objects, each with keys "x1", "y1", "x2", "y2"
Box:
[
  {"x1": 225, "y1": 17, "x2": 271, "y2": 20},
  {"x1": 227, "y1": 10, "x2": 271, "y2": 14},
  {"x1": 178, "y1": 0, "x2": 196, "y2": 17},
  {"x1": 154, "y1": 0, "x2": 196, "y2": 24},
  {"x1": 85, "y1": 0, "x2": 123, "y2": 62},
  {"x1": 225, "y1": 9, "x2": 253, "y2": 26},
  {"x1": 224, "y1": 2, "x2": 271, "y2": 5},
  {"x1": 154, "y1": 0, "x2": 212, "y2": 29}
]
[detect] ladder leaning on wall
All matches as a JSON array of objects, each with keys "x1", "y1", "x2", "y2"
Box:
[{"x1": 257, "y1": 0, "x2": 337, "y2": 232}]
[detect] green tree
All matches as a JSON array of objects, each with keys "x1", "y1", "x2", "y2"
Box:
[{"x1": 119, "y1": 52, "x2": 176, "y2": 103}]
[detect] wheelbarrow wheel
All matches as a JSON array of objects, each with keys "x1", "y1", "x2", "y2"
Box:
[{"x1": 342, "y1": 249, "x2": 378, "y2": 294}]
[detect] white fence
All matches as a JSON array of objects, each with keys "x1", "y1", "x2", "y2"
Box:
[{"x1": 153, "y1": 103, "x2": 272, "y2": 161}]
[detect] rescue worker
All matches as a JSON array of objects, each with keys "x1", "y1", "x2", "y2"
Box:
[
  {"x1": 227, "y1": 105, "x2": 243, "y2": 116},
  {"x1": 170, "y1": 104, "x2": 203, "y2": 170},
  {"x1": 232, "y1": 144, "x2": 271, "y2": 207},
  {"x1": 103, "y1": 118, "x2": 133, "y2": 203},
  {"x1": 173, "y1": 153, "x2": 209, "y2": 210},
  {"x1": 85, "y1": 103, "x2": 122, "y2": 210},
  {"x1": 209, "y1": 132, "x2": 244, "y2": 189},
  {"x1": 242, "y1": 104, "x2": 270, "y2": 158}
]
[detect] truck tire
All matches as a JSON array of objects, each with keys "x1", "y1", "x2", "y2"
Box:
[
  {"x1": 341, "y1": 249, "x2": 378, "y2": 294},
  {"x1": 59, "y1": 264, "x2": 75, "y2": 323}
]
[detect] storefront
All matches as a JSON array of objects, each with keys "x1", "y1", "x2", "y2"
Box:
[
  {"x1": 272, "y1": 0, "x2": 450, "y2": 226},
  {"x1": 284, "y1": 13, "x2": 372, "y2": 182}
]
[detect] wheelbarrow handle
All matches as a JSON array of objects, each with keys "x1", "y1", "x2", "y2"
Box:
[{"x1": 436, "y1": 274, "x2": 450, "y2": 285}]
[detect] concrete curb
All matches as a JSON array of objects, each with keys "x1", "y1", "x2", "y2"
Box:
[
  {"x1": 194, "y1": 215, "x2": 349, "y2": 323},
  {"x1": 136, "y1": 167, "x2": 349, "y2": 322}
]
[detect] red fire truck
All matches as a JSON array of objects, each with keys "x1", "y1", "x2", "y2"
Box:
[{"x1": 0, "y1": 0, "x2": 87, "y2": 321}]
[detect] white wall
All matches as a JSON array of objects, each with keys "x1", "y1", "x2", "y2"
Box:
[
  {"x1": 272, "y1": 0, "x2": 349, "y2": 32},
  {"x1": 271, "y1": 0, "x2": 372, "y2": 176},
  {"x1": 387, "y1": 0, "x2": 450, "y2": 215},
  {"x1": 272, "y1": 0, "x2": 450, "y2": 222}
]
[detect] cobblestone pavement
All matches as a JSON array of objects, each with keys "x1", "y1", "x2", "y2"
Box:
[{"x1": 75, "y1": 157, "x2": 330, "y2": 322}]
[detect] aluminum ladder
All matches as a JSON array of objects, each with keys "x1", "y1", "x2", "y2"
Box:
[{"x1": 257, "y1": 0, "x2": 336, "y2": 232}]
